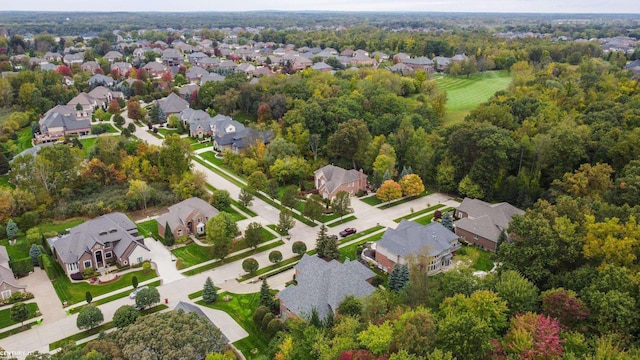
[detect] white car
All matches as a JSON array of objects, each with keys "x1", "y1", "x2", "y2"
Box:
[{"x1": 129, "y1": 285, "x2": 149, "y2": 299}]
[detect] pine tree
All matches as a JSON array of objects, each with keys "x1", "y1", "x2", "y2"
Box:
[
  {"x1": 164, "y1": 222, "x2": 175, "y2": 246},
  {"x1": 259, "y1": 278, "x2": 274, "y2": 311},
  {"x1": 398, "y1": 264, "x2": 410, "y2": 291},
  {"x1": 388, "y1": 264, "x2": 400, "y2": 291},
  {"x1": 6, "y1": 219, "x2": 18, "y2": 239},
  {"x1": 382, "y1": 168, "x2": 391, "y2": 182},
  {"x1": 203, "y1": 276, "x2": 217, "y2": 304},
  {"x1": 441, "y1": 211, "x2": 454, "y2": 232},
  {"x1": 324, "y1": 235, "x2": 340, "y2": 261},
  {"x1": 315, "y1": 224, "x2": 328, "y2": 258},
  {"x1": 497, "y1": 230, "x2": 507, "y2": 253}
]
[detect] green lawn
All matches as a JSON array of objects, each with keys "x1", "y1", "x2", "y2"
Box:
[
  {"x1": 435, "y1": 70, "x2": 512, "y2": 125},
  {"x1": 79, "y1": 137, "x2": 97, "y2": 157},
  {"x1": 199, "y1": 151, "x2": 224, "y2": 166},
  {"x1": 0, "y1": 175, "x2": 14, "y2": 189},
  {"x1": 237, "y1": 255, "x2": 301, "y2": 282},
  {"x1": 157, "y1": 128, "x2": 179, "y2": 137},
  {"x1": 327, "y1": 215, "x2": 357, "y2": 228},
  {"x1": 52, "y1": 268, "x2": 158, "y2": 306},
  {"x1": 456, "y1": 245, "x2": 496, "y2": 272},
  {"x1": 173, "y1": 227, "x2": 276, "y2": 270},
  {"x1": 361, "y1": 196, "x2": 382, "y2": 206},
  {"x1": 17, "y1": 128, "x2": 33, "y2": 153},
  {"x1": 137, "y1": 220, "x2": 161, "y2": 241},
  {"x1": 393, "y1": 204, "x2": 446, "y2": 222},
  {"x1": 183, "y1": 240, "x2": 284, "y2": 276},
  {"x1": 379, "y1": 192, "x2": 428, "y2": 210},
  {"x1": 0, "y1": 303, "x2": 39, "y2": 328},
  {"x1": 339, "y1": 232, "x2": 384, "y2": 261},
  {"x1": 198, "y1": 293, "x2": 270, "y2": 359},
  {"x1": 191, "y1": 142, "x2": 210, "y2": 151},
  {"x1": 0, "y1": 218, "x2": 85, "y2": 259},
  {"x1": 69, "y1": 280, "x2": 163, "y2": 314}
]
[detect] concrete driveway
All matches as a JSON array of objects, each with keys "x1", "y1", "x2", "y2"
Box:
[
  {"x1": 17, "y1": 267, "x2": 66, "y2": 322},
  {"x1": 145, "y1": 238, "x2": 184, "y2": 284}
]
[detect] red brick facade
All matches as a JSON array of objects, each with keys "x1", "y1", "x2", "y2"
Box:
[{"x1": 455, "y1": 228, "x2": 497, "y2": 252}]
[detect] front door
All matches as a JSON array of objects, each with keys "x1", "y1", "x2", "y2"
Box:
[{"x1": 95, "y1": 250, "x2": 104, "y2": 268}]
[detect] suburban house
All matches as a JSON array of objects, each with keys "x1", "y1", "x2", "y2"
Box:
[
  {"x1": 142, "y1": 61, "x2": 168, "y2": 78},
  {"x1": 35, "y1": 109, "x2": 91, "y2": 144},
  {"x1": 157, "y1": 92, "x2": 189, "y2": 116},
  {"x1": 87, "y1": 74, "x2": 114, "y2": 87},
  {"x1": 279, "y1": 254, "x2": 376, "y2": 320},
  {"x1": 314, "y1": 165, "x2": 368, "y2": 200},
  {"x1": 81, "y1": 61, "x2": 101, "y2": 74},
  {"x1": 454, "y1": 198, "x2": 524, "y2": 252},
  {"x1": 214, "y1": 128, "x2": 273, "y2": 154},
  {"x1": 374, "y1": 220, "x2": 460, "y2": 274},
  {"x1": 48, "y1": 212, "x2": 150, "y2": 278},
  {"x1": 0, "y1": 246, "x2": 26, "y2": 299},
  {"x1": 156, "y1": 197, "x2": 219, "y2": 240}
]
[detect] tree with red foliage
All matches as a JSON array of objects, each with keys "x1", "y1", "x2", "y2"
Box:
[
  {"x1": 161, "y1": 71, "x2": 173, "y2": 87},
  {"x1": 108, "y1": 99, "x2": 121, "y2": 114},
  {"x1": 56, "y1": 65, "x2": 72, "y2": 77},
  {"x1": 189, "y1": 90, "x2": 199, "y2": 107},
  {"x1": 501, "y1": 313, "x2": 563, "y2": 360},
  {"x1": 111, "y1": 68, "x2": 120, "y2": 80},
  {"x1": 127, "y1": 97, "x2": 143, "y2": 121},
  {"x1": 339, "y1": 350, "x2": 388, "y2": 360},
  {"x1": 178, "y1": 65, "x2": 187, "y2": 75},
  {"x1": 541, "y1": 288, "x2": 589, "y2": 330},
  {"x1": 136, "y1": 68, "x2": 149, "y2": 82},
  {"x1": 257, "y1": 103, "x2": 272, "y2": 123}
]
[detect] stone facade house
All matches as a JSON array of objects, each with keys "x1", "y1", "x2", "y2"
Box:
[
  {"x1": 314, "y1": 165, "x2": 368, "y2": 200},
  {"x1": 374, "y1": 220, "x2": 459, "y2": 274},
  {"x1": 279, "y1": 254, "x2": 375, "y2": 320},
  {"x1": 0, "y1": 246, "x2": 26, "y2": 300},
  {"x1": 156, "y1": 197, "x2": 219, "y2": 240},
  {"x1": 454, "y1": 198, "x2": 524, "y2": 252},
  {"x1": 48, "y1": 213, "x2": 150, "y2": 278}
]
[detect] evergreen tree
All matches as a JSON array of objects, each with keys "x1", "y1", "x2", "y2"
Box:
[
  {"x1": 315, "y1": 224, "x2": 328, "y2": 258},
  {"x1": 496, "y1": 230, "x2": 507, "y2": 253},
  {"x1": 202, "y1": 276, "x2": 217, "y2": 304},
  {"x1": 400, "y1": 165, "x2": 412, "y2": 178},
  {"x1": 29, "y1": 244, "x2": 42, "y2": 266},
  {"x1": 164, "y1": 222, "x2": 175, "y2": 246},
  {"x1": 259, "y1": 278, "x2": 274, "y2": 312},
  {"x1": 382, "y1": 169, "x2": 391, "y2": 182},
  {"x1": 389, "y1": 264, "x2": 400, "y2": 291},
  {"x1": 6, "y1": 219, "x2": 18, "y2": 239},
  {"x1": 324, "y1": 234, "x2": 340, "y2": 261},
  {"x1": 441, "y1": 212, "x2": 454, "y2": 232},
  {"x1": 399, "y1": 264, "x2": 410, "y2": 291},
  {"x1": 132, "y1": 276, "x2": 138, "y2": 289},
  {"x1": 86, "y1": 291, "x2": 93, "y2": 304}
]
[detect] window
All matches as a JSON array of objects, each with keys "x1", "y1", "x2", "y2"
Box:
[
  {"x1": 177, "y1": 229, "x2": 183, "y2": 237},
  {"x1": 105, "y1": 252, "x2": 112, "y2": 259},
  {"x1": 473, "y1": 233, "x2": 479, "y2": 240},
  {"x1": 68, "y1": 262, "x2": 78, "y2": 271},
  {"x1": 83, "y1": 260, "x2": 92, "y2": 269},
  {"x1": 198, "y1": 217, "x2": 202, "y2": 223},
  {"x1": 104, "y1": 242, "x2": 111, "y2": 248},
  {"x1": 137, "y1": 257, "x2": 143, "y2": 264},
  {"x1": 1, "y1": 290, "x2": 11, "y2": 300}
]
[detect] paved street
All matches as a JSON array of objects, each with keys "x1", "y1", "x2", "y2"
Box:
[{"x1": 0, "y1": 112, "x2": 459, "y2": 359}]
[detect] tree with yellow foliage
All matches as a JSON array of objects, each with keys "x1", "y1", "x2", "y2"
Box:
[{"x1": 399, "y1": 173, "x2": 425, "y2": 197}]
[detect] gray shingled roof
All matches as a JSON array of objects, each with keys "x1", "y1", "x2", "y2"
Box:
[
  {"x1": 157, "y1": 93, "x2": 189, "y2": 114},
  {"x1": 156, "y1": 197, "x2": 219, "y2": 233},
  {"x1": 39, "y1": 112, "x2": 90, "y2": 133},
  {"x1": 377, "y1": 220, "x2": 458, "y2": 258},
  {"x1": 314, "y1": 165, "x2": 366, "y2": 196},
  {"x1": 278, "y1": 254, "x2": 375, "y2": 319},
  {"x1": 454, "y1": 198, "x2": 524, "y2": 243},
  {"x1": 49, "y1": 212, "x2": 148, "y2": 264}
]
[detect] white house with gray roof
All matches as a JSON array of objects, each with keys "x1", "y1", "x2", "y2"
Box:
[
  {"x1": 454, "y1": 198, "x2": 524, "y2": 252},
  {"x1": 48, "y1": 212, "x2": 150, "y2": 278},
  {"x1": 279, "y1": 254, "x2": 375, "y2": 320},
  {"x1": 374, "y1": 220, "x2": 460, "y2": 274}
]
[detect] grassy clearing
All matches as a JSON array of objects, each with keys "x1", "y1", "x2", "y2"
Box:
[
  {"x1": 136, "y1": 220, "x2": 162, "y2": 241},
  {"x1": 79, "y1": 138, "x2": 97, "y2": 157},
  {"x1": 456, "y1": 245, "x2": 496, "y2": 272},
  {"x1": 361, "y1": 196, "x2": 382, "y2": 206},
  {"x1": 0, "y1": 175, "x2": 14, "y2": 189},
  {"x1": 327, "y1": 215, "x2": 357, "y2": 228},
  {"x1": 17, "y1": 128, "x2": 33, "y2": 153},
  {"x1": 393, "y1": 204, "x2": 446, "y2": 223},
  {"x1": 199, "y1": 151, "x2": 224, "y2": 166},
  {"x1": 436, "y1": 70, "x2": 512, "y2": 125},
  {"x1": 52, "y1": 268, "x2": 158, "y2": 306},
  {"x1": 0, "y1": 303, "x2": 39, "y2": 328},
  {"x1": 0, "y1": 218, "x2": 85, "y2": 258},
  {"x1": 198, "y1": 293, "x2": 270, "y2": 359},
  {"x1": 49, "y1": 304, "x2": 168, "y2": 351},
  {"x1": 183, "y1": 240, "x2": 284, "y2": 276}
]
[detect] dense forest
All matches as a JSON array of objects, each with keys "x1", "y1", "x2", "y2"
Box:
[{"x1": 0, "y1": 12, "x2": 640, "y2": 359}]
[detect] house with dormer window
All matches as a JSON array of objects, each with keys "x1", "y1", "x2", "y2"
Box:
[
  {"x1": 48, "y1": 213, "x2": 150, "y2": 278},
  {"x1": 156, "y1": 197, "x2": 219, "y2": 240}
]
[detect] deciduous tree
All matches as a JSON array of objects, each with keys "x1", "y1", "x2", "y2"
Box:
[
  {"x1": 277, "y1": 209, "x2": 296, "y2": 237},
  {"x1": 244, "y1": 222, "x2": 265, "y2": 249},
  {"x1": 113, "y1": 305, "x2": 139, "y2": 328},
  {"x1": 10, "y1": 302, "x2": 29, "y2": 327},
  {"x1": 292, "y1": 241, "x2": 307, "y2": 256},
  {"x1": 242, "y1": 258, "x2": 259, "y2": 274},
  {"x1": 77, "y1": 305, "x2": 104, "y2": 330},
  {"x1": 399, "y1": 174, "x2": 425, "y2": 197},
  {"x1": 376, "y1": 180, "x2": 402, "y2": 202},
  {"x1": 135, "y1": 287, "x2": 160, "y2": 309},
  {"x1": 333, "y1": 191, "x2": 352, "y2": 220},
  {"x1": 238, "y1": 187, "x2": 254, "y2": 207},
  {"x1": 206, "y1": 212, "x2": 238, "y2": 259}
]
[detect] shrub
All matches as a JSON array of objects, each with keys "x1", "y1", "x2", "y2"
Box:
[
  {"x1": 268, "y1": 251, "x2": 283, "y2": 264},
  {"x1": 292, "y1": 241, "x2": 307, "y2": 256},
  {"x1": 267, "y1": 318, "x2": 284, "y2": 335},
  {"x1": 142, "y1": 261, "x2": 151, "y2": 273},
  {"x1": 253, "y1": 305, "x2": 269, "y2": 324},
  {"x1": 371, "y1": 275, "x2": 385, "y2": 287},
  {"x1": 10, "y1": 258, "x2": 34, "y2": 277},
  {"x1": 261, "y1": 312, "x2": 275, "y2": 330},
  {"x1": 242, "y1": 258, "x2": 259, "y2": 274},
  {"x1": 82, "y1": 268, "x2": 97, "y2": 279}
]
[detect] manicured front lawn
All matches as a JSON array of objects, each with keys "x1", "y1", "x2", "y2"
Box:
[
  {"x1": 327, "y1": 215, "x2": 357, "y2": 228},
  {"x1": 339, "y1": 232, "x2": 384, "y2": 261},
  {"x1": 172, "y1": 243, "x2": 212, "y2": 270},
  {"x1": 198, "y1": 292, "x2": 270, "y2": 359},
  {"x1": 199, "y1": 151, "x2": 224, "y2": 166},
  {"x1": 191, "y1": 142, "x2": 210, "y2": 151},
  {"x1": 393, "y1": 203, "x2": 446, "y2": 222},
  {"x1": 157, "y1": 128, "x2": 179, "y2": 137},
  {"x1": 137, "y1": 220, "x2": 161, "y2": 241},
  {"x1": 183, "y1": 240, "x2": 284, "y2": 276},
  {"x1": 361, "y1": 196, "x2": 382, "y2": 206},
  {"x1": 379, "y1": 192, "x2": 428, "y2": 210},
  {"x1": 52, "y1": 268, "x2": 159, "y2": 306},
  {"x1": 0, "y1": 303, "x2": 39, "y2": 328}
]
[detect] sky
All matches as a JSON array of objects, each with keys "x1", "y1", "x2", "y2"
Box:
[{"x1": 4, "y1": 0, "x2": 640, "y2": 14}]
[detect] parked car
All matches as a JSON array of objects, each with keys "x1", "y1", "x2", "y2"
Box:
[
  {"x1": 328, "y1": 235, "x2": 338, "y2": 241},
  {"x1": 129, "y1": 285, "x2": 149, "y2": 299},
  {"x1": 339, "y1": 228, "x2": 357, "y2": 237}
]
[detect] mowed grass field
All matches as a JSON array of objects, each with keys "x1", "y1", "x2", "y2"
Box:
[{"x1": 435, "y1": 70, "x2": 512, "y2": 125}]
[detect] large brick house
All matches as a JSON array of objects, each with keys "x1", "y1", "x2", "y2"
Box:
[
  {"x1": 48, "y1": 213, "x2": 150, "y2": 278},
  {"x1": 314, "y1": 165, "x2": 368, "y2": 200},
  {"x1": 454, "y1": 198, "x2": 524, "y2": 252},
  {"x1": 279, "y1": 254, "x2": 375, "y2": 320},
  {"x1": 0, "y1": 246, "x2": 26, "y2": 299},
  {"x1": 156, "y1": 197, "x2": 219, "y2": 240},
  {"x1": 374, "y1": 220, "x2": 460, "y2": 274}
]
